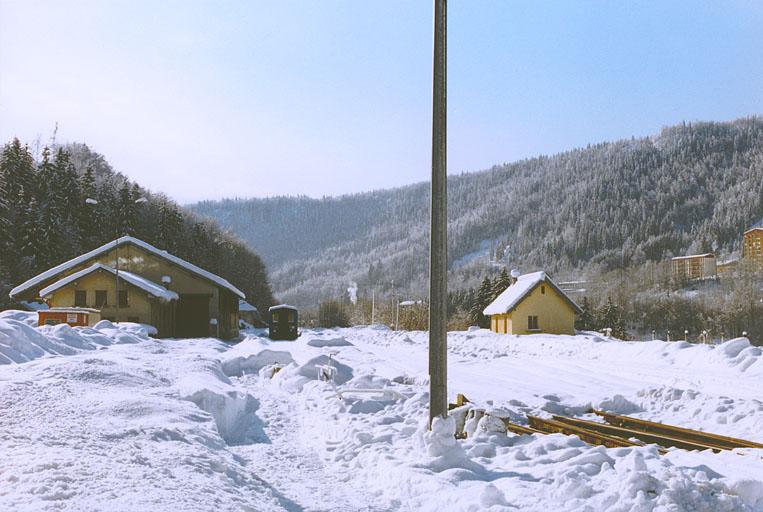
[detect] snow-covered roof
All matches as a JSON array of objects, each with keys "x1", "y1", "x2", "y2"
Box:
[
  {"x1": 743, "y1": 217, "x2": 763, "y2": 234},
  {"x1": 269, "y1": 304, "x2": 297, "y2": 312},
  {"x1": 19, "y1": 300, "x2": 49, "y2": 311},
  {"x1": 671, "y1": 253, "x2": 715, "y2": 261},
  {"x1": 239, "y1": 300, "x2": 258, "y2": 313},
  {"x1": 483, "y1": 271, "x2": 582, "y2": 316},
  {"x1": 11, "y1": 236, "x2": 245, "y2": 299},
  {"x1": 46, "y1": 307, "x2": 101, "y2": 314},
  {"x1": 39, "y1": 263, "x2": 179, "y2": 302}
]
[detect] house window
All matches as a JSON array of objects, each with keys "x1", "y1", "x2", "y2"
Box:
[
  {"x1": 118, "y1": 290, "x2": 128, "y2": 307},
  {"x1": 95, "y1": 290, "x2": 108, "y2": 307},
  {"x1": 75, "y1": 290, "x2": 87, "y2": 307},
  {"x1": 528, "y1": 315, "x2": 539, "y2": 330},
  {"x1": 541, "y1": 285, "x2": 545, "y2": 294}
]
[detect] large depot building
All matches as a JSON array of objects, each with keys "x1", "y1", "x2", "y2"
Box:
[{"x1": 10, "y1": 236, "x2": 245, "y2": 339}]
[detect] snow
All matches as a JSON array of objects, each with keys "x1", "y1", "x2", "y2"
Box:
[
  {"x1": 1, "y1": 321, "x2": 762, "y2": 511},
  {"x1": 115, "y1": 270, "x2": 179, "y2": 302},
  {"x1": 238, "y1": 299, "x2": 258, "y2": 312},
  {"x1": 10, "y1": 236, "x2": 245, "y2": 300},
  {"x1": 269, "y1": 304, "x2": 297, "y2": 312},
  {"x1": 19, "y1": 300, "x2": 48, "y2": 311},
  {"x1": 484, "y1": 270, "x2": 582, "y2": 315}
]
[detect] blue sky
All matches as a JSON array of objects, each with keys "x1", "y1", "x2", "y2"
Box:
[{"x1": 1, "y1": 1, "x2": 761, "y2": 203}]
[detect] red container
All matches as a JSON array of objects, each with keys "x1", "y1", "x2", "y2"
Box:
[{"x1": 38, "y1": 308, "x2": 100, "y2": 327}]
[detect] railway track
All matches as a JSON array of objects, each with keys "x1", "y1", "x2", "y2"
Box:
[{"x1": 450, "y1": 395, "x2": 763, "y2": 453}]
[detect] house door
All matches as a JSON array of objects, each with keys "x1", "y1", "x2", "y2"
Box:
[{"x1": 176, "y1": 294, "x2": 210, "y2": 338}]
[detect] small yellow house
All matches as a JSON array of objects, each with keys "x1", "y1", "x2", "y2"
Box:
[{"x1": 483, "y1": 271, "x2": 582, "y2": 335}]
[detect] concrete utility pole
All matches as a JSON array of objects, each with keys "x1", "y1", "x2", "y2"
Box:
[{"x1": 429, "y1": 0, "x2": 448, "y2": 426}]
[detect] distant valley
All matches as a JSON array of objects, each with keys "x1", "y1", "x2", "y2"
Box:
[{"x1": 190, "y1": 117, "x2": 763, "y2": 308}]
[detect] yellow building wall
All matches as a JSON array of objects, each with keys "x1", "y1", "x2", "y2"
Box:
[
  {"x1": 491, "y1": 314, "x2": 512, "y2": 334},
  {"x1": 47, "y1": 270, "x2": 153, "y2": 324},
  {"x1": 489, "y1": 283, "x2": 577, "y2": 335},
  {"x1": 90, "y1": 245, "x2": 220, "y2": 317},
  {"x1": 743, "y1": 230, "x2": 763, "y2": 270}
]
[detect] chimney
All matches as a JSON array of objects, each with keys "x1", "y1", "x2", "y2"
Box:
[{"x1": 510, "y1": 269, "x2": 520, "y2": 285}]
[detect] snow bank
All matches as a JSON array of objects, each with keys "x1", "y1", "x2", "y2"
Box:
[
  {"x1": 221, "y1": 349, "x2": 294, "y2": 377},
  {"x1": 0, "y1": 336, "x2": 287, "y2": 511},
  {"x1": 0, "y1": 317, "x2": 151, "y2": 365},
  {"x1": 157, "y1": 353, "x2": 269, "y2": 446},
  {"x1": 276, "y1": 354, "x2": 354, "y2": 390},
  {"x1": 306, "y1": 336, "x2": 353, "y2": 347},
  {"x1": 2, "y1": 324, "x2": 761, "y2": 511},
  {"x1": 286, "y1": 375, "x2": 755, "y2": 512},
  {"x1": 235, "y1": 327, "x2": 763, "y2": 511},
  {"x1": 0, "y1": 309, "x2": 38, "y2": 326}
]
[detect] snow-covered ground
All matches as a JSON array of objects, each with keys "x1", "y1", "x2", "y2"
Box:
[{"x1": 1, "y1": 311, "x2": 762, "y2": 511}]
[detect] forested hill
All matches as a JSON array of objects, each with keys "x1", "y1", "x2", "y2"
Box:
[
  {"x1": 0, "y1": 140, "x2": 275, "y2": 313},
  {"x1": 191, "y1": 117, "x2": 763, "y2": 307}
]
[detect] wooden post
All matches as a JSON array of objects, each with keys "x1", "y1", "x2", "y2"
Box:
[{"x1": 429, "y1": 0, "x2": 448, "y2": 427}]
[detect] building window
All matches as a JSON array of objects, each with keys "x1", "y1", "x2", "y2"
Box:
[
  {"x1": 118, "y1": 290, "x2": 128, "y2": 307},
  {"x1": 75, "y1": 290, "x2": 87, "y2": 307},
  {"x1": 528, "y1": 315, "x2": 539, "y2": 330},
  {"x1": 95, "y1": 290, "x2": 108, "y2": 307},
  {"x1": 541, "y1": 285, "x2": 545, "y2": 294}
]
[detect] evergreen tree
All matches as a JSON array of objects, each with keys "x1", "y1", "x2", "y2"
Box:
[
  {"x1": 158, "y1": 199, "x2": 183, "y2": 251},
  {"x1": 78, "y1": 166, "x2": 99, "y2": 249},
  {"x1": 1, "y1": 138, "x2": 276, "y2": 314},
  {"x1": 0, "y1": 138, "x2": 35, "y2": 203},
  {"x1": 469, "y1": 276, "x2": 494, "y2": 327},
  {"x1": 0, "y1": 167, "x2": 10, "y2": 241},
  {"x1": 117, "y1": 182, "x2": 135, "y2": 236},
  {"x1": 598, "y1": 297, "x2": 627, "y2": 339},
  {"x1": 20, "y1": 197, "x2": 48, "y2": 268},
  {"x1": 491, "y1": 268, "x2": 511, "y2": 300},
  {"x1": 52, "y1": 148, "x2": 82, "y2": 257},
  {"x1": 575, "y1": 296, "x2": 596, "y2": 331}
]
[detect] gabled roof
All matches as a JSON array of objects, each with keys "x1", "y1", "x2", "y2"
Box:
[
  {"x1": 39, "y1": 263, "x2": 179, "y2": 302},
  {"x1": 10, "y1": 236, "x2": 245, "y2": 299},
  {"x1": 483, "y1": 271, "x2": 582, "y2": 316}
]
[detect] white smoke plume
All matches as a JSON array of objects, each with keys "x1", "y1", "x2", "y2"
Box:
[{"x1": 347, "y1": 281, "x2": 358, "y2": 305}]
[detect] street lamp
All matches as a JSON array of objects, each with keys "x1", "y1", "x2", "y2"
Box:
[{"x1": 85, "y1": 195, "x2": 148, "y2": 322}]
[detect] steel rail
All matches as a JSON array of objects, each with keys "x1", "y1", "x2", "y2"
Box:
[{"x1": 592, "y1": 409, "x2": 763, "y2": 450}]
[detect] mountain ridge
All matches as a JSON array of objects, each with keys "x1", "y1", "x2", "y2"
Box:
[{"x1": 190, "y1": 116, "x2": 763, "y2": 308}]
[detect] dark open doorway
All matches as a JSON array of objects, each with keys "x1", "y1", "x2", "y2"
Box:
[{"x1": 176, "y1": 294, "x2": 211, "y2": 338}]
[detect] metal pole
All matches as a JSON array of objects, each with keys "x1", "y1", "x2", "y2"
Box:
[
  {"x1": 114, "y1": 238, "x2": 119, "y2": 323},
  {"x1": 391, "y1": 279, "x2": 396, "y2": 330},
  {"x1": 429, "y1": 0, "x2": 448, "y2": 426}
]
